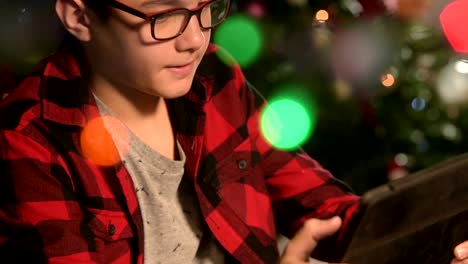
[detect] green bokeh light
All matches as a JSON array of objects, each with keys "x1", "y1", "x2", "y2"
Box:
[
  {"x1": 261, "y1": 99, "x2": 313, "y2": 150},
  {"x1": 260, "y1": 83, "x2": 318, "y2": 150},
  {"x1": 214, "y1": 15, "x2": 263, "y2": 67}
]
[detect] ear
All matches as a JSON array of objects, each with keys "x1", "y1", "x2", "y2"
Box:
[{"x1": 55, "y1": 0, "x2": 92, "y2": 42}]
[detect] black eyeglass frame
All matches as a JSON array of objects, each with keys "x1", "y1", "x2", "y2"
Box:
[{"x1": 105, "y1": 0, "x2": 231, "y2": 40}]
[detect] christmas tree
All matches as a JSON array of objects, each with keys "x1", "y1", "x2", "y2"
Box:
[{"x1": 218, "y1": 0, "x2": 467, "y2": 194}]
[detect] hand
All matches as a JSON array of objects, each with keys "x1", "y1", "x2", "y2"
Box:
[
  {"x1": 452, "y1": 241, "x2": 468, "y2": 264},
  {"x1": 280, "y1": 216, "x2": 347, "y2": 264}
]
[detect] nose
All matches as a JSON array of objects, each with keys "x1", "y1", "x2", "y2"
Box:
[{"x1": 175, "y1": 15, "x2": 207, "y2": 52}]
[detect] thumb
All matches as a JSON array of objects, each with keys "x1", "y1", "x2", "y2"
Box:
[
  {"x1": 454, "y1": 241, "x2": 468, "y2": 260},
  {"x1": 283, "y1": 216, "x2": 342, "y2": 262}
]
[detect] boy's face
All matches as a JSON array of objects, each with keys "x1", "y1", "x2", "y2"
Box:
[{"x1": 84, "y1": 0, "x2": 211, "y2": 99}]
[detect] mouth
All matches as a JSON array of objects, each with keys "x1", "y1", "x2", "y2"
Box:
[{"x1": 166, "y1": 61, "x2": 196, "y2": 78}]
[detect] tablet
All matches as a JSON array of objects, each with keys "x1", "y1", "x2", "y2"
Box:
[{"x1": 340, "y1": 153, "x2": 468, "y2": 264}]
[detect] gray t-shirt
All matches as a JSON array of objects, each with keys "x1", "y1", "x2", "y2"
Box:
[{"x1": 94, "y1": 96, "x2": 224, "y2": 264}]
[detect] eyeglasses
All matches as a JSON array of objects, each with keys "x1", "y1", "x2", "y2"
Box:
[{"x1": 106, "y1": 0, "x2": 231, "y2": 41}]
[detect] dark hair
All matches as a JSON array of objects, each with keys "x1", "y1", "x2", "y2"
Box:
[{"x1": 82, "y1": 0, "x2": 111, "y2": 21}]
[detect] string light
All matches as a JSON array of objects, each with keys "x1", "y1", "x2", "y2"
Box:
[
  {"x1": 315, "y1": 10, "x2": 329, "y2": 23},
  {"x1": 381, "y1": 73, "x2": 395, "y2": 87}
]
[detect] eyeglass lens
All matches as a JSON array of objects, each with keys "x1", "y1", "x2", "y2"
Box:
[{"x1": 152, "y1": 0, "x2": 229, "y2": 39}]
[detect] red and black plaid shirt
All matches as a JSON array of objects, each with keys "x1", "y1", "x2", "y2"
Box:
[{"x1": 0, "y1": 43, "x2": 360, "y2": 263}]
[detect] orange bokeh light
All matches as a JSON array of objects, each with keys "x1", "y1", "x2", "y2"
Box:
[
  {"x1": 80, "y1": 116, "x2": 130, "y2": 167},
  {"x1": 316, "y1": 10, "x2": 329, "y2": 22},
  {"x1": 381, "y1": 73, "x2": 396, "y2": 87}
]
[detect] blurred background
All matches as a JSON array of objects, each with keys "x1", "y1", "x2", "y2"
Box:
[{"x1": 1, "y1": 0, "x2": 468, "y2": 195}]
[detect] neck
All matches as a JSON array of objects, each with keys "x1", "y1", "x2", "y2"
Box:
[
  {"x1": 90, "y1": 74, "x2": 164, "y2": 123},
  {"x1": 89, "y1": 75, "x2": 177, "y2": 160}
]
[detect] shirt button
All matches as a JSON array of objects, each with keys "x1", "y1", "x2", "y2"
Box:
[
  {"x1": 108, "y1": 224, "x2": 116, "y2": 236},
  {"x1": 237, "y1": 160, "x2": 248, "y2": 170}
]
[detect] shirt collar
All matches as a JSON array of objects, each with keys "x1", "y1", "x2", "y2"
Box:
[
  {"x1": 39, "y1": 42, "x2": 98, "y2": 127},
  {"x1": 38, "y1": 41, "x2": 212, "y2": 128}
]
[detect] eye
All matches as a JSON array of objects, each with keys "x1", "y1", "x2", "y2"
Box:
[{"x1": 154, "y1": 13, "x2": 171, "y2": 24}]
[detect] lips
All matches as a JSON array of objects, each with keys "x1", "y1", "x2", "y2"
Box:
[
  {"x1": 166, "y1": 61, "x2": 196, "y2": 78},
  {"x1": 168, "y1": 61, "x2": 194, "y2": 68}
]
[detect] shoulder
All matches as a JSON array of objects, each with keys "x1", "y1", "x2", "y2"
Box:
[{"x1": 0, "y1": 74, "x2": 42, "y2": 131}]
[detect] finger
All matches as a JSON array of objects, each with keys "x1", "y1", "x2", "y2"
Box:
[
  {"x1": 455, "y1": 241, "x2": 468, "y2": 260},
  {"x1": 285, "y1": 216, "x2": 342, "y2": 261}
]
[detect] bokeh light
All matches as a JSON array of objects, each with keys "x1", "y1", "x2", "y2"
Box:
[
  {"x1": 214, "y1": 15, "x2": 264, "y2": 67},
  {"x1": 440, "y1": 0, "x2": 468, "y2": 53},
  {"x1": 455, "y1": 60, "x2": 468, "y2": 74},
  {"x1": 315, "y1": 10, "x2": 329, "y2": 23},
  {"x1": 260, "y1": 84, "x2": 317, "y2": 150},
  {"x1": 80, "y1": 116, "x2": 130, "y2": 167},
  {"x1": 261, "y1": 99, "x2": 311, "y2": 150},
  {"x1": 247, "y1": 2, "x2": 266, "y2": 18},
  {"x1": 436, "y1": 60, "x2": 468, "y2": 105},
  {"x1": 411, "y1": 97, "x2": 426, "y2": 111},
  {"x1": 342, "y1": 0, "x2": 364, "y2": 17},
  {"x1": 441, "y1": 123, "x2": 460, "y2": 141},
  {"x1": 381, "y1": 73, "x2": 395, "y2": 87},
  {"x1": 330, "y1": 22, "x2": 394, "y2": 90},
  {"x1": 384, "y1": 0, "x2": 432, "y2": 19},
  {"x1": 334, "y1": 78, "x2": 353, "y2": 100},
  {"x1": 395, "y1": 153, "x2": 409, "y2": 166}
]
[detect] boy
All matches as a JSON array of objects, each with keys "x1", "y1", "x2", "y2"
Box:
[{"x1": 0, "y1": 0, "x2": 466, "y2": 263}]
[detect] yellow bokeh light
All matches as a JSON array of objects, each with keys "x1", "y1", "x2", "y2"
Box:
[
  {"x1": 381, "y1": 73, "x2": 395, "y2": 87},
  {"x1": 80, "y1": 116, "x2": 130, "y2": 167},
  {"x1": 316, "y1": 10, "x2": 329, "y2": 22}
]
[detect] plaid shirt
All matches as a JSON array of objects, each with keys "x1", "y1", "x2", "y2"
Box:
[{"x1": 0, "y1": 43, "x2": 360, "y2": 263}]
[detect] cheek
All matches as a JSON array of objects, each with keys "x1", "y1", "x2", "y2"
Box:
[
  {"x1": 105, "y1": 51, "x2": 157, "y2": 91},
  {"x1": 204, "y1": 31, "x2": 211, "y2": 48},
  {"x1": 123, "y1": 45, "x2": 165, "y2": 73},
  {"x1": 137, "y1": 24, "x2": 157, "y2": 44}
]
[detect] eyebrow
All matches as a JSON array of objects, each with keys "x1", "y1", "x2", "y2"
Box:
[{"x1": 140, "y1": 0, "x2": 183, "y2": 7}]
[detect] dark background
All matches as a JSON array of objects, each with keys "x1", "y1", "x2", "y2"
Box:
[{"x1": 1, "y1": 0, "x2": 466, "y2": 195}]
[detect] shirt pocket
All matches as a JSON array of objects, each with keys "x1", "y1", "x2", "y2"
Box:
[
  {"x1": 209, "y1": 138, "x2": 263, "y2": 190},
  {"x1": 87, "y1": 208, "x2": 134, "y2": 243}
]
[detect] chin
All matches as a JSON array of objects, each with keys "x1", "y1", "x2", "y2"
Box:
[
  {"x1": 158, "y1": 82, "x2": 193, "y2": 99},
  {"x1": 145, "y1": 70, "x2": 196, "y2": 99}
]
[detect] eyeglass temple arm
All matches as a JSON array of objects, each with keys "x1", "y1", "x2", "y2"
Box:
[{"x1": 109, "y1": 0, "x2": 148, "y2": 20}]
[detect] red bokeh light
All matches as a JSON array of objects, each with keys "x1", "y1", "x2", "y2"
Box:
[{"x1": 440, "y1": 0, "x2": 468, "y2": 53}]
